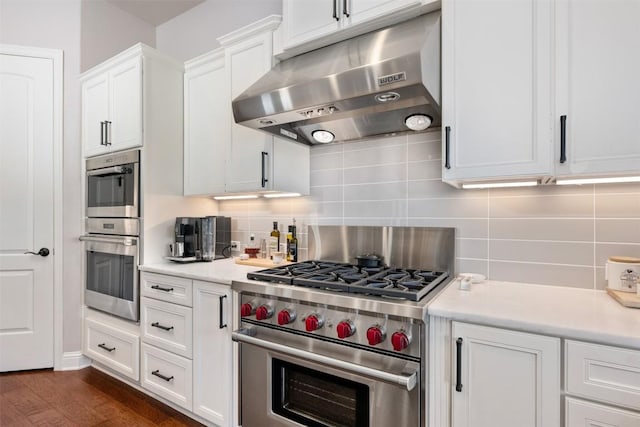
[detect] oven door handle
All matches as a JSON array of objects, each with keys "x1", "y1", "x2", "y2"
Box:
[
  {"x1": 87, "y1": 166, "x2": 128, "y2": 177},
  {"x1": 232, "y1": 327, "x2": 418, "y2": 391},
  {"x1": 79, "y1": 235, "x2": 137, "y2": 246}
]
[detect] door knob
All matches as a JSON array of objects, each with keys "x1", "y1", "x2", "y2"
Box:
[{"x1": 24, "y1": 248, "x2": 50, "y2": 257}]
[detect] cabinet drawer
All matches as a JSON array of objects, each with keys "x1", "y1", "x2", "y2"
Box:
[
  {"x1": 84, "y1": 318, "x2": 139, "y2": 381},
  {"x1": 141, "y1": 343, "x2": 192, "y2": 411},
  {"x1": 141, "y1": 272, "x2": 192, "y2": 307},
  {"x1": 566, "y1": 397, "x2": 640, "y2": 427},
  {"x1": 141, "y1": 297, "x2": 193, "y2": 358},
  {"x1": 566, "y1": 340, "x2": 640, "y2": 411}
]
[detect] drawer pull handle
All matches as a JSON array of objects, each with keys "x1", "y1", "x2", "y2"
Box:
[
  {"x1": 98, "y1": 343, "x2": 116, "y2": 352},
  {"x1": 151, "y1": 284, "x2": 174, "y2": 292},
  {"x1": 151, "y1": 322, "x2": 174, "y2": 331},
  {"x1": 151, "y1": 370, "x2": 174, "y2": 382}
]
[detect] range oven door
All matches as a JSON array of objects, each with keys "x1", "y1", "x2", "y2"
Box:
[
  {"x1": 81, "y1": 234, "x2": 139, "y2": 321},
  {"x1": 86, "y1": 150, "x2": 139, "y2": 218},
  {"x1": 233, "y1": 326, "x2": 421, "y2": 427}
]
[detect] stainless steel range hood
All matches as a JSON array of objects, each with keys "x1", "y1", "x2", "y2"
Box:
[{"x1": 232, "y1": 12, "x2": 441, "y2": 145}]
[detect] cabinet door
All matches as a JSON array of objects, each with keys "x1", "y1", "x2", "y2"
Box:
[
  {"x1": 184, "y1": 52, "x2": 228, "y2": 196},
  {"x1": 225, "y1": 33, "x2": 275, "y2": 193},
  {"x1": 442, "y1": 0, "x2": 553, "y2": 183},
  {"x1": 555, "y1": 0, "x2": 640, "y2": 177},
  {"x1": 348, "y1": 0, "x2": 422, "y2": 26},
  {"x1": 108, "y1": 56, "x2": 142, "y2": 152},
  {"x1": 82, "y1": 73, "x2": 109, "y2": 157},
  {"x1": 282, "y1": 0, "x2": 342, "y2": 49},
  {"x1": 192, "y1": 280, "x2": 231, "y2": 426},
  {"x1": 451, "y1": 322, "x2": 560, "y2": 427}
]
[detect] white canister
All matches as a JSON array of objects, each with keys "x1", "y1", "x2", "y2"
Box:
[{"x1": 605, "y1": 256, "x2": 640, "y2": 292}]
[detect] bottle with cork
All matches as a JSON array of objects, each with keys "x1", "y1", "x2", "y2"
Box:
[{"x1": 286, "y1": 218, "x2": 298, "y2": 262}]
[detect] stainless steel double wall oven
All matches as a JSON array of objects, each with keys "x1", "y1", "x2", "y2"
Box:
[
  {"x1": 82, "y1": 149, "x2": 140, "y2": 321},
  {"x1": 232, "y1": 226, "x2": 455, "y2": 427}
]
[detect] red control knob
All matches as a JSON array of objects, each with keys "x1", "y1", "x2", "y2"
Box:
[
  {"x1": 277, "y1": 309, "x2": 295, "y2": 325},
  {"x1": 336, "y1": 321, "x2": 355, "y2": 339},
  {"x1": 255, "y1": 305, "x2": 273, "y2": 321},
  {"x1": 240, "y1": 303, "x2": 255, "y2": 317},
  {"x1": 305, "y1": 314, "x2": 323, "y2": 332},
  {"x1": 366, "y1": 326, "x2": 385, "y2": 346},
  {"x1": 391, "y1": 331, "x2": 410, "y2": 351}
]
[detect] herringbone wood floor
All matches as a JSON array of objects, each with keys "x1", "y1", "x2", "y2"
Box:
[{"x1": 0, "y1": 367, "x2": 203, "y2": 426}]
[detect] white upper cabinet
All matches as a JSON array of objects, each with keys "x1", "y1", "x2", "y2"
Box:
[
  {"x1": 451, "y1": 322, "x2": 561, "y2": 427},
  {"x1": 82, "y1": 55, "x2": 142, "y2": 157},
  {"x1": 441, "y1": 0, "x2": 554, "y2": 186},
  {"x1": 220, "y1": 16, "x2": 310, "y2": 195},
  {"x1": 282, "y1": 0, "x2": 341, "y2": 48},
  {"x1": 224, "y1": 28, "x2": 276, "y2": 193},
  {"x1": 183, "y1": 50, "x2": 228, "y2": 196},
  {"x1": 281, "y1": 0, "x2": 438, "y2": 54},
  {"x1": 555, "y1": 0, "x2": 640, "y2": 178}
]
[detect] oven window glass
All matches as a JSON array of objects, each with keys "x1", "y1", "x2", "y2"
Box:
[
  {"x1": 87, "y1": 165, "x2": 135, "y2": 208},
  {"x1": 86, "y1": 251, "x2": 134, "y2": 301},
  {"x1": 272, "y1": 359, "x2": 369, "y2": 427}
]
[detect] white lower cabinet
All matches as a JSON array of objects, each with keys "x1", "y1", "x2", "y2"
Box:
[
  {"x1": 564, "y1": 340, "x2": 640, "y2": 425},
  {"x1": 141, "y1": 296, "x2": 193, "y2": 359},
  {"x1": 139, "y1": 271, "x2": 232, "y2": 426},
  {"x1": 451, "y1": 321, "x2": 561, "y2": 427},
  {"x1": 192, "y1": 280, "x2": 232, "y2": 426},
  {"x1": 566, "y1": 397, "x2": 640, "y2": 427},
  {"x1": 141, "y1": 343, "x2": 193, "y2": 410},
  {"x1": 84, "y1": 317, "x2": 140, "y2": 381}
]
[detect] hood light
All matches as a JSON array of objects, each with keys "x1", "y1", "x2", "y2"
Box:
[
  {"x1": 405, "y1": 114, "x2": 432, "y2": 131},
  {"x1": 375, "y1": 92, "x2": 400, "y2": 103},
  {"x1": 312, "y1": 130, "x2": 335, "y2": 143}
]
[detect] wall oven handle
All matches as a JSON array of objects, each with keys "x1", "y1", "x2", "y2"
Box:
[
  {"x1": 86, "y1": 166, "x2": 126, "y2": 176},
  {"x1": 232, "y1": 327, "x2": 418, "y2": 391},
  {"x1": 79, "y1": 235, "x2": 136, "y2": 246}
]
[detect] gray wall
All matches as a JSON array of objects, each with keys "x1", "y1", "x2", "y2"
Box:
[
  {"x1": 1, "y1": 0, "x2": 84, "y2": 354},
  {"x1": 218, "y1": 130, "x2": 640, "y2": 290},
  {"x1": 156, "y1": 0, "x2": 282, "y2": 61},
  {"x1": 1, "y1": 0, "x2": 168, "y2": 354},
  {"x1": 81, "y1": 0, "x2": 156, "y2": 71}
]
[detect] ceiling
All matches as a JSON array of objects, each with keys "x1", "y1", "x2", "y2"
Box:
[{"x1": 106, "y1": 0, "x2": 206, "y2": 26}]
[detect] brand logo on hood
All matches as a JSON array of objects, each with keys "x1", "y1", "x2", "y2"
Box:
[{"x1": 378, "y1": 72, "x2": 406, "y2": 86}]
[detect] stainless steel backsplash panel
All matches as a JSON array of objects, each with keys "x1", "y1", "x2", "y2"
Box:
[{"x1": 307, "y1": 226, "x2": 455, "y2": 274}]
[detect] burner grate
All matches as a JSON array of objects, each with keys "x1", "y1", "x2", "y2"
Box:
[{"x1": 247, "y1": 261, "x2": 449, "y2": 301}]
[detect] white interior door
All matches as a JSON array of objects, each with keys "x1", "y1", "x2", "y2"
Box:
[{"x1": 0, "y1": 52, "x2": 55, "y2": 371}]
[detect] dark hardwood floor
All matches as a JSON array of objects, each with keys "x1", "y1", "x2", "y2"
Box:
[{"x1": 0, "y1": 367, "x2": 204, "y2": 426}]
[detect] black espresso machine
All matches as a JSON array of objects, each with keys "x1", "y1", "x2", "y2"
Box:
[{"x1": 167, "y1": 216, "x2": 231, "y2": 262}]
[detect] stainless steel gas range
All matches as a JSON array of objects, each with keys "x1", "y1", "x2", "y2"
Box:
[{"x1": 232, "y1": 226, "x2": 455, "y2": 427}]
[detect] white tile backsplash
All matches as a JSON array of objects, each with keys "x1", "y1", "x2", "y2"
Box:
[{"x1": 219, "y1": 131, "x2": 640, "y2": 289}]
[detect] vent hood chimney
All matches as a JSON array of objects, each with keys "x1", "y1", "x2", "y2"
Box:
[{"x1": 231, "y1": 12, "x2": 441, "y2": 145}]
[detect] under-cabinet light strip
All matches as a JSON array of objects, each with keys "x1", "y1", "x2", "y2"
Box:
[
  {"x1": 213, "y1": 195, "x2": 259, "y2": 200},
  {"x1": 556, "y1": 176, "x2": 640, "y2": 185},
  {"x1": 461, "y1": 181, "x2": 538, "y2": 189},
  {"x1": 263, "y1": 193, "x2": 301, "y2": 198}
]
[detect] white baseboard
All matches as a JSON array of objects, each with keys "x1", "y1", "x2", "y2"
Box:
[{"x1": 59, "y1": 351, "x2": 92, "y2": 371}]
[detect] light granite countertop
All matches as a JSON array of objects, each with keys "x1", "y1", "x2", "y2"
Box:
[
  {"x1": 139, "y1": 257, "x2": 262, "y2": 285},
  {"x1": 428, "y1": 279, "x2": 640, "y2": 350}
]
